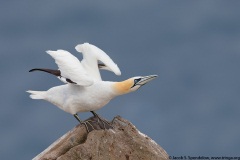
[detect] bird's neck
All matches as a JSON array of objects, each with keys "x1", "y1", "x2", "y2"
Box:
[{"x1": 112, "y1": 79, "x2": 133, "y2": 95}]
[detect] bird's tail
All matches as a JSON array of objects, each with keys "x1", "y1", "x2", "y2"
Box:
[{"x1": 26, "y1": 90, "x2": 46, "y2": 99}]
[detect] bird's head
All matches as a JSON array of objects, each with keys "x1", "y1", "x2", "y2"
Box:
[{"x1": 113, "y1": 75, "x2": 158, "y2": 95}]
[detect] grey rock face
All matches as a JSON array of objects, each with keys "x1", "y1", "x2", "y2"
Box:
[{"x1": 33, "y1": 116, "x2": 169, "y2": 160}]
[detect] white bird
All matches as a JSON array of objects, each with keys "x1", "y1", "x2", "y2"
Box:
[{"x1": 27, "y1": 43, "x2": 157, "y2": 131}]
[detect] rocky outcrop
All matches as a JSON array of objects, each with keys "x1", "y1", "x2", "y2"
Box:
[{"x1": 33, "y1": 116, "x2": 169, "y2": 160}]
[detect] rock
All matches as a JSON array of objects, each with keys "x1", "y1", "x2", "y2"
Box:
[{"x1": 33, "y1": 116, "x2": 169, "y2": 160}]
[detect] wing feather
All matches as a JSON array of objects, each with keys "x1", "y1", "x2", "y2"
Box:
[
  {"x1": 75, "y1": 43, "x2": 121, "y2": 81},
  {"x1": 46, "y1": 50, "x2": 93, "y2": 86}
]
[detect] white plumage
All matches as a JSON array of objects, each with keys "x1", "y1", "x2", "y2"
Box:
[
  {"x1": 27, "y1": 42, "x2": 157, "y2": 125},
  {"x1": 46, "y1": 49, "x2": 93, "y2": 86},
  {"x1": 75, "y1": 43, "x2": 121, "y2": 80}
]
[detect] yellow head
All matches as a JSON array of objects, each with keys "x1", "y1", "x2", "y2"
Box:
[{"x1": 113, "y1": 75, "x2": 158, "y2": 95}]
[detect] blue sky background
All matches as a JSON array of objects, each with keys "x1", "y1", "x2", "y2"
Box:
[{"x1": 1, "y1": 1, "x2": 240, "y2": 159}]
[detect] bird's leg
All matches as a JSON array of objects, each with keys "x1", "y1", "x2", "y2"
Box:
[
  {"x1": 73, "y1": 114, "x2": 95, "y2": 133},
  {"x1": 90, "y1": 111, "x2": 112, "y2": 129}
]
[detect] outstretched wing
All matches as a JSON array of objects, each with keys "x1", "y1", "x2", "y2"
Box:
[
  {"x1": 46, "y1": 50, "x2": 93, "y2": 86},
  {"x1": 75, "y1": 43, "x2": 121, "y2": 81}
]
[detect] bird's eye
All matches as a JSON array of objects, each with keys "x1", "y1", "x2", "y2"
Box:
[
  {"x1": 131, "y1": 78, "x2": 142, "y2": 88},
  {"x1": 134, "y1": 78, "x2": 141, "y2": 84}
]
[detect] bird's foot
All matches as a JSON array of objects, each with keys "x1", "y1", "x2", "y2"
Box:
[
  {"x1": 81, "y1": 120, "x2": 96, "y2": 133},
  {"x1": 81, "y1": 114, "x2": 113, "y2": 133},
  {"x1": 74, "y1": 113, "x2": 110, "y2": 133},
  {"x1": 91, "y1": 111, "x2": 113, "y2": 130}
]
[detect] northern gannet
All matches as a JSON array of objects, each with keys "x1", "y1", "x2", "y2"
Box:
[{"x1": 27, "y1": 43, "x2": 157, "y2": 131}]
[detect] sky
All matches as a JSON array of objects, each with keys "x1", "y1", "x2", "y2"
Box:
[{"x1": 1, "y1": 1, "x2": 240, "y2": 159}]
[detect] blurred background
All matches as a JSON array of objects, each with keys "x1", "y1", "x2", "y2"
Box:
[{"x1": 1, "y1": 1, "x2": 240, "y2": 159}]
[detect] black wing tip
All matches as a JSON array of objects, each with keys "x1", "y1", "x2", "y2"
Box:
[
  {"x1": 98, "y1": 63, "x2": 106, "y2": 68},
  {"x1": 66, "y1": 78, "x2": 77, "y2": 84},
  {"x1": 29, "y1": 68, "x2": 36, "y2": 72},
  {"x1": 28, "y1": 68, "x2": 61, "y2": 77},
  {"x1": 29, "y1": 68, "x2": 43, "y2": 72}
]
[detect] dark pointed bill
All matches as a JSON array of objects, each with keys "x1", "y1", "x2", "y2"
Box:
[{"x1": 136, "y1": 75, "x2": 158, "y2": 86}]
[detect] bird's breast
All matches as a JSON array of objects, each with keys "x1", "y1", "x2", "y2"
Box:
[{"x1": 63, "y1": 83, "x2": 116, "y2": 113}]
